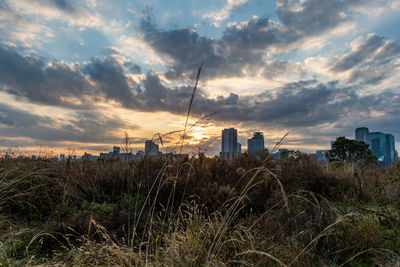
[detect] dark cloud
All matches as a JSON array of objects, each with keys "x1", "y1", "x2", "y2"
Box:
[
  {"x1": 85, "y1": 56, "x2": 137, "y2": 107},
  {"x1": 129, "y1": 63, "x2": 142, "y2": 74},
  {"x1": 141, "y1": 19, "x2": 228, "y2": 80},
  {"x1": 136, "y1": 76, "x2": 400, "y2": 133},
  {"x1": 0, "y1": 46, "x2": 143, "y2": 109},
  {"x1": 0, "y1": 103, "x2": 47, "y2": 127},
  {"x1": 139, "y1": 0, "x2": 358, "y2": 80},
  {"x1": 331, "y1": 34, "x2": 385, "y2": 72},
  {"x1": 1, "y1": 45, "x2": 399, "y2": 132},
  {"x1": 141, "y1": 16, "x2": 307, "y2": 81},
  {"x1": 0, "y1": 45, "x2": 94, "y2": 107},
  {"x1": 330, "y1": 34, "x2": 400, "y2": 84},
  {"x1": 221, "y1": 18, "x2": 299, "y2": 59},
  {"x1": 141, "y1": 16, "x2": 298, "y2": 80},
  {"x1": 262, "y1": 60, "x2": 306, "y2": 79},
  {"x1": 277, "y1": 0, "x2": 346, "y2": 35},
  {"x1": 52, "y1": 0, "x2": 76, "y2": 13},
  {"x1": 0, "y1": 103, "x2": 138, "y2": 144}
]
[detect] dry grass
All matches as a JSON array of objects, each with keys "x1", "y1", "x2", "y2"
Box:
[{"x1": 0, "y1": 154, "x2": 400, "y2": 266}]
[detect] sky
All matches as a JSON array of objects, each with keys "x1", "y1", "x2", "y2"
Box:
[{"x1": 0, "y1": 0, "x2": 400, "y2": 156}]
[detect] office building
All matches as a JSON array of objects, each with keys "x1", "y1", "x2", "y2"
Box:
[
  {"x1": 82, "y1": 152, "x2": 99, "y2": 162},
  {"x1": 354, "y1": 127, "x2": 396, "y2": 166},
  {"x1": 355, "y1": 127, "x2": 370, "y2": 146},
  {"x1": 369, "y1": 132, "x2": 395, "y2": 167},
  {"x1": 99, "y1": 146, "x2": 136, "y2": 162},
  {"x1": 247, "y1": 132, "x2": 265, "y2": 154},
  {"x1": 221, "y1": 128, "x2": 239, "y2": 160},
  {"x1": 316, "y1": 150, "x2": 329, "y2": 164},
  {"x1": 272, "y1": 148, "x2": 289, "y2": 160},
  {"x1": 145, "y1": 140, "x2": 159, "y2": 156}
]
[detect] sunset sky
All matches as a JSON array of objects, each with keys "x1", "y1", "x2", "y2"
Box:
[{"x1": 0, "y1": 0, "x2": 400, "y2": 156}]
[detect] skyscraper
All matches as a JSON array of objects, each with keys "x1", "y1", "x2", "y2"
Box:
[
  {"x1": 221, "y1": 128, "x2": 238, "y2": 160},
  {"x1": 354, "y1": 127, "x2": 396, "y2": 166},
  {"x1": 145, "y1": 140, "x2": 159, "y2": 156},
  {"x1": 237, "y1": 143, "x2": 242, "y2": 154},
  {"x1": 247, "y1": 132, "x2": 265, "y2": 154},
  {"x1": 386, "y1": 133, "x2": 395, "y2": 165},
  {"x1": 113, "y1": 146, "x2": 121, "y2": 154},
  {"x1": 316, "y1": 150, "x2": 329, "y2": 165},
  {"x1": 355, "y1": 127, "x2": 370, "y2": 146},
  {"x1": 369, "y1": 132, "x2": 395, "y2": 167}
]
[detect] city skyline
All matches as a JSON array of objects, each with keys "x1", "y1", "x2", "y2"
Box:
[
  {"x1": 0, "y1": 125, "x2": 398, "y2": 158},
  {"x1": 0, "y1": 0, "x2": 400, "y2": 155},
  {"x1": 46, "y1": 127, "x2": 397, "y2": 161}
]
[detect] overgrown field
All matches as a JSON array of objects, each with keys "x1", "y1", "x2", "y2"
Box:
[{"x1": 1, "y1": 154, "x2": 400, "y2": 266}]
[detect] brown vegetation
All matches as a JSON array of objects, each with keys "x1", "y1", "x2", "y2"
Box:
[{"x1": 0, "y1": 154, "x2": 400, "y2": 266}]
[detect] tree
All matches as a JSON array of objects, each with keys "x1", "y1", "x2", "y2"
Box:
[{"x1": 328, "y1": 136, "x2": 377, "y2": 165}]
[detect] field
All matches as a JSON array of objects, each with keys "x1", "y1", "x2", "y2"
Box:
[{"x1": 1, "y1": 154, "x2": 400, "y2": 266}]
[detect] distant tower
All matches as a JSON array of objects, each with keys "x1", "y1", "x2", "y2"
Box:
[
  {"x1": 113, "y1": 146, "x2": 121, "y2": 154},
  {"x1": 247, "y1": 132, "x2": 265, "y2": 154},
  {"x1": 355, "y1": 127, "x2": 370, "y2": 146},
  {"x1": 221, "y1": 128, "x2": 238, "y2": 160},
  {"x1": 369, "y1": 132, "x2": 395, "y2": 167},
  {"x1": 145, "y1": 140, "x2": 159, "y2": 156}
]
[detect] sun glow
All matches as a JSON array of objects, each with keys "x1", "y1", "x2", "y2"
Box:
[{"x1": 187, "y1": 126, "x2": 210, "y2": 144}]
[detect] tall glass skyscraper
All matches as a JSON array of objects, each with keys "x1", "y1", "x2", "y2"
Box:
[
  {"x1": 356, "y1": 127, "x2": 396, "y2": 166},
  {"x1": 355, "y1": 127, "x2": 370, "y2": 146},
  {"x1": 221, "y1": 128, "x2": 238, "y2": 160},
  {"x1": 247, "y1": 132, "x2": 265, "y2": 154},
  {"x1": 145, "y1": 140, "x2": 159, "y2": 156}
]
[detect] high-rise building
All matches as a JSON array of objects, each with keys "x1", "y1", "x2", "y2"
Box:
[
  {"x1": 113, "y1": 146, "x2": 121, "y2": 154},
  {"x1": 386, "y1": 133, "x2": 395, "y2": 165},
  {"x1": 355, "y1": 127, "x2": 370, "y2": 146},
  {"x1": 369, "y1": 132, "x2": 395, "y2": 166},
  {"x1": 247, "y1": 132, "x2": 265, "y2": 154},
  {"x1": 221, "y1": 128, "x2": 238, "y2": 160},
  {"x1": 354, "y1": 127, "x2": 396, "y2": 166},
  {"x1": 145, "y1": 140, "x2": 159, "y2": 156},
  {"x1": 316, "y1": 150, "x2": 329, "y2": 164}
]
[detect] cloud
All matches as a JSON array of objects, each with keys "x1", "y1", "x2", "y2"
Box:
[
  {"x1": 140, "y1": 16, "x2": 303, "y2": 81},
  {"x1": 0, "y1": 3, "x2": 55, "y2": 46},
  {"x1": 276, "y1": 0, "x2": 347, "y2": 35},
  {"x1": 330, "y1": 33, "x2": 400, "y2": 84},
  {"x1": 0, "y1": 103, "x2": 138, "y2": 144},
  {"x1": 0, "y1": 46, "x2": 143, "y2": 109},
  {"x1": 203, "y1": 0, "x2": 248, "y2": 26},
  {"x1": 6, "y1": 0, "x2": 106, "y2": 30},
  {"x1": 139, "y1": 0, "x2": 359, "y2": 81},
  {"x1": 52, "y1": 0, "x2": 77, "y2": 13},
  {"x1": 0, "y1": 103, "x2": 48, "y2": 128},
  {"x1": 85, "y1": 56, "x2": 137, "y2": 107},
  {"x1": 347, "y1": 0, "x2": 399, "y2": 16},
  {"x1": 133, "y1": 74, "x2": 400, "y2": 130},
  {"x1": 1, "y1": 44, "x2": 399, "y2": 133},
  {"x1": 0, "y1": 45, "x2": 95, "y2": 107}
]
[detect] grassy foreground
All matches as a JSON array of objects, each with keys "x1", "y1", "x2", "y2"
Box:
[{"x1": 0, "y1": 154, "x2": 400, "y2": 266}]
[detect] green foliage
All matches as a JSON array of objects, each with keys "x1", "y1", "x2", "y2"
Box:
[
  {"x1": 328, "y1": 136, "x2": 377, "y2": 165},
  {"x1": 82, "y1": 201, "x2": 115, "y2": 214}
]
